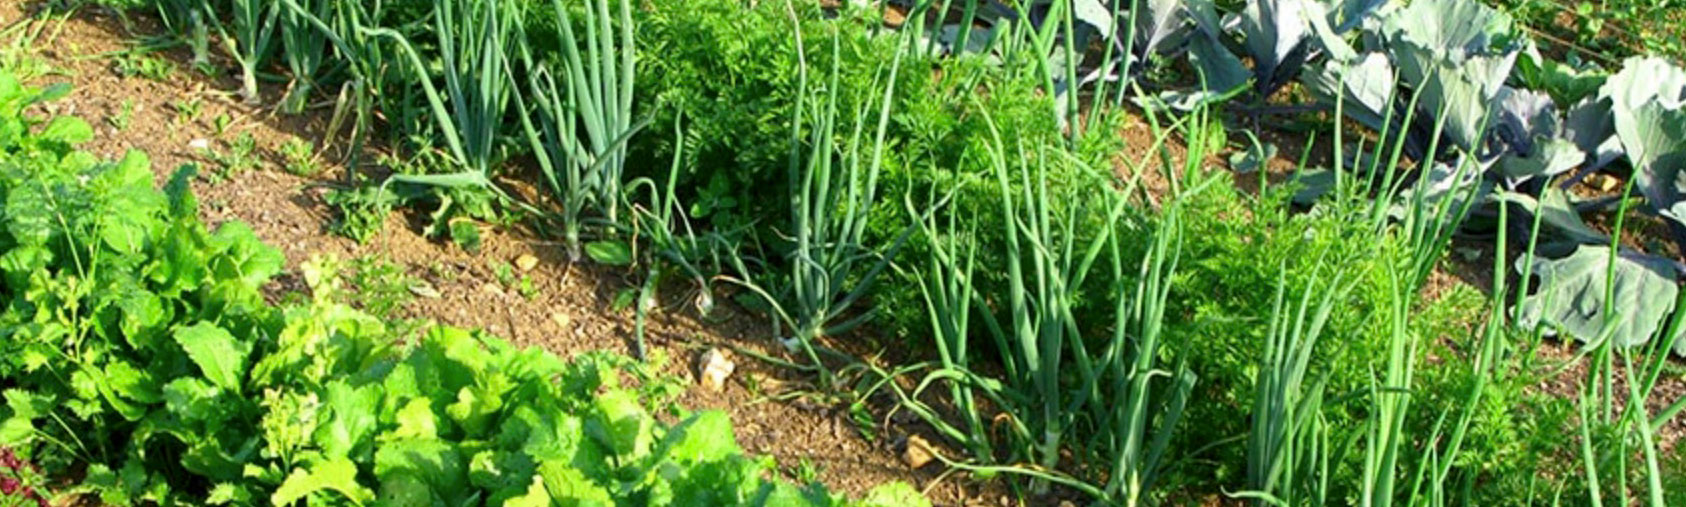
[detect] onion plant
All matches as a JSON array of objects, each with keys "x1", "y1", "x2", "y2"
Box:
[
  {"x1": 276, "y1": 0, "x2": 332, "y2": 113},
  {"x1": 273, "y1": 0, "x2": 405, "y2": 165},
  {"x1": 723, "y1": 11, "x2": 913, "y2": 385},
  {"x1": 900, "y1": 0, "x2": 987, "y2": 57},
  {"x1": 428, "y1": 0, "x2": 516, "y2": 178},
  {"x1": 1569, "y1": 179, "x2": 1680, "y2": 506},
  {"x1": 284, "y1": 0, "x2": 515, "y2": 200},
  {"x1": 1313, "y1": 69, "x2": 1483, "y2": 292},
  {"x1": 1239, "y1": 266, "x2": 1351, "y2": 506},
  {"x1": 1355, "y1": 268, "x2": 1419, "y2": 506},
  {"x1": 279, "y1": 0, "x2": 511, "y2": 182},
  {"x1": 909, "y1": 101, "x2": 1210, "y2": 502},
  {"x1": 1399, "y1": 193, "x2": 1532, "y2": 507},
  {"x1": 905, "y1": 187, "x2": 993, "y2": 462},
  {"x1": 863, "y1": 93, "x2": 1223, "y2": 503},
  {"x1": 515, "y1": 0, "x2": 642, "y2": 260},
  {"x1": 623, "y1": 115, "x2": 738, "y2": 359},
  {"x1": 152, "y1": 0, "x2": 209, "y2": 68},
  {"x1": 215, "y1": 0, "x2": 277, "y2": 104}
]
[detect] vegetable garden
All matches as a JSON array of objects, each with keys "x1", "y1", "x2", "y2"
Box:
[{"x1": 0, "y1": 0, "x2": 1683, "y2": 505}]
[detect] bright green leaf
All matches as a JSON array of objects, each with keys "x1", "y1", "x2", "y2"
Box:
[
  {"x1": 588, "y1": 389, "x2": 652, "y2": 459},
  {"x1": 272, "y1": 457, "x2": 375, "y2": 506},
  {"x1": 584, "y1": 240, "x2": 634, "y2": 266},
  {"x1": 40, "y1": 116, "x2": 94, "y2": 145},
  {"x1": 173, "y1": 322, "x2": 252, "y2": 392},
  {"x1": 853, "y1": 482, "x2": 930, "y2": 507}
]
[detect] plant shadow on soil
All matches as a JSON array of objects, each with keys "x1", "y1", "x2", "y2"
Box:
[{"x1": 0, "y1": 3, "x2": 1029, "y2": 504}]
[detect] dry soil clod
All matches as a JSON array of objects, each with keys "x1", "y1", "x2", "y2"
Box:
[
  {"x1": 699, "y1": 348, "x2": 735, "y2": 392},
  {"x1": 902, "y1": 434, "x2": 936, "y2": 469},
  {"x1": 515, "y1": 254, "x2": 539, "y2": 272}
]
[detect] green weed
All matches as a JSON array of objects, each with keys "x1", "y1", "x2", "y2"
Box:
[
  {"x1": 171, "y1": 97, "x2": 202, "y2": 125},
  {"x1": 106, "y1": 99, "x2": 134, "y2": 131},
  {"x1": 212, "y1": 112, "x2": 231, "y2": 136},
  {"x1": 279, "y1": 138, "x2": 319, "y2": 176},
  {"x1": 111, "y1": 51, "x2": 174, "y2": 81},
  {"x1": 201, "y1": 131, "x2": 258, "y2": 179}
]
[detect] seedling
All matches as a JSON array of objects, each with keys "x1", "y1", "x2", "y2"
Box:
[
  {"x1": 280, "y1": 138, "x2": 320, "y2": 176},
  {"x1": 792, "y1": 457, "x2": 820, "y2": 485},
  {"x1": 492, "y1": 261, "x2": 516, "y2": 288},
  {"x1": 112, "y1": 52, "x2": 175, "y2": 81},
  {"x1": 517, "y1": 276, "x2": 539, "y2": 300},
  {"x1": 212, "y1": 113, "x2": 232, "y2": 136},
  {"x1": 346, "y1": 256, "x2": 417, "y2": 320},
  {"x1": 107, "y1": 99, "x2": 134, "y2": 131},
  {"x1": 428, "y1": 262, "x2": 459, "y2": 284},
  {"x1": 172, "y1": 97, "x2": 203, "y2": 125},
  {"x1": 202, "y1": 132, "x2": 258, "y2": 179}
]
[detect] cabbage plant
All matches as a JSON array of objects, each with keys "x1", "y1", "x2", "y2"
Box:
[
  {"x1": 1303, "y1": 0, "x2": 1523, "y2": 158},
  {"x1": 1603, "y1": 57, "x2": 1686, "y2": 233},
  {"x1": 1181, "y1": 0, "x2": 1384, "y2": 102}
]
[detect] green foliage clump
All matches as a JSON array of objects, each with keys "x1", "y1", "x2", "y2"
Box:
[
  {"x1": 0, "y1": 73, "x2": 925, "y2": 506},
  {"x1": 636, "y1": 0, "x2": 914, "y2": 228},
  {"x1": 865, "y1": 55, "x2": 1130, "y2": 342},
  {"x1": 1147, "y1": 174, "x2": 1421, "y2": 489},
  {"x1": 1409, "y1": 285, "x2": 1580, "y2": 504}
]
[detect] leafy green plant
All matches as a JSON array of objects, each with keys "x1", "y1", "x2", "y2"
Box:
[
  {"x1": 201, "y1": 131, "x2": 259, "y2": 180},
  {"x1": 111, "y1": 51, "x2": 175, "y2": 81},
  {"x1": 280, "y1": 138, "x2": 320, "y2": 176}
]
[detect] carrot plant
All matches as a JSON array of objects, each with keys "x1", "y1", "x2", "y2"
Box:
[{"x1": 722, "y1": 7, "x2": 919, "y2": 385}]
